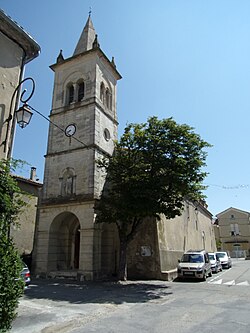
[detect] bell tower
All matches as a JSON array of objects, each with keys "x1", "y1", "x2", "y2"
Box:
[{"x1": 34, "y1": 15, "x2": 121, "y2": 280}]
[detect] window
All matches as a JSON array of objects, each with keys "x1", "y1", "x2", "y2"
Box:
[
  {"x1": 195, "y1": 220, "x2": 198, "y2": 231},
  {"x1": 109, "y1": 91, "x2": 112, "y2": 110},
  {"x1": 230, "y1": 223, "x2": 240, "y2": 236},
  {"x1": 67, "y1": 84, "x2": 74, "y2": 104},
  {"x1": 105, "y1": 88, "x2": 112, "y2": 109},
  {"x1": 0, "y1": 104, "x2": 5, "y2": 142},
  {"x1": 104, "y1": 128, "x2": 110, "y2": 141},
  {"x1": 100, "y1": 82, "x2": 105, "y2": 102},
  {"x1": 77, "y1": 81, "x2": 85, "y2": 101},
  {"x1": 181, "y1": 254, "x2": 204, "y2": 263}
]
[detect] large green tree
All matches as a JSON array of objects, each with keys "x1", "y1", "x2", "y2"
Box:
[
  {"x1": 0, "y1": 160, "x2": 25, "y2": 333},
  {"x1": 96, "y1": 116, "x2": 211, "y2": 281}
]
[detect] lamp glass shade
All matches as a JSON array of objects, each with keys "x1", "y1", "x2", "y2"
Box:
[{"x1": 16, "y1": 104, "x2": 33, "y2": 128}]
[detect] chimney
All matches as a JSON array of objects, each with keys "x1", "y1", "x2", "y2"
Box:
[{"x1": 30, "y1": 167, "x2": 37, "y2": 181}]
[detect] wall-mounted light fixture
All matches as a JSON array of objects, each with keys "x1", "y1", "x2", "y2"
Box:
[
  {"x1": 15, "y1": 103, "x2": 33, "y2": 128},
  {"x1": 2, "y1": 77, "x2": 35, "y2": 157}
]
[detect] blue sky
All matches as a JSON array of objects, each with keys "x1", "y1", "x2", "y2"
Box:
[{"x1": 1, "y1": 0, "x2": 250, "y2": 216}]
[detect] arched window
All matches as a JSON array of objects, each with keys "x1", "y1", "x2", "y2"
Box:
[
  {"x1": 105, "y1": 88, "x2": 110, "y2": 109},
  {"x1": 67, "y1": 84, "x2": 74, "y2": 104},
  {"x1": 109, "y1": 91, "x2": 112, "y2": 110},
  {"x1": 100, "y1": 82, "x2": 105, "y2": 103},
  {"x1": 77, "y1": 81, "x2": 85, "y2": 101}
]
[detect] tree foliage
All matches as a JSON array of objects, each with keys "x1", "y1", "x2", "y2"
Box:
[
  {"x1": 96, "y1": 117, "x2": 211, "y2": 280},
  {"x1": 0, "y1": 159, "x2": 26, "y2": 333}
]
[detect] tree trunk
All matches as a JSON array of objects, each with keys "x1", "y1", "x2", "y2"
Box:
[{"x1": 118, "y1": 239, "x2": 128, "y2": 281}]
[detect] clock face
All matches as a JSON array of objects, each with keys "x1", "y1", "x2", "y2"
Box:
[{"x1": 65, "y1": 124, "x2": 76, "y2": 137}]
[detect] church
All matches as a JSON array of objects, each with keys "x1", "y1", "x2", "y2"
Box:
[{"x1": 33, "y1": 15, "x2": 216, "y2": 280}]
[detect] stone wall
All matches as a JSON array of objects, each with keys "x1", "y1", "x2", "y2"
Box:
[{"x1": 127, "y1": 200, "x2": 216, "y2": 279}]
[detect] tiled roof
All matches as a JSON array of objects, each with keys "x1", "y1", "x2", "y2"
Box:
[{"x1": 0, "y1": 9, "x2": 40, "y2": 63}]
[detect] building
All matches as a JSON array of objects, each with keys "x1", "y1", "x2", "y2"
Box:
[
  {"x1": 0, "y1": 9, "x2": 40, "y2": 159},
  {"x1": 0, "y1": 10, "x2": 41, "y2": 268},
  {"x1": 33, "y1": 15, "x2": 122, "y2": 280},
  {"x1": 10, "y1": 167, "x2": 42, "y2": 265},
  {"x1": 216, "y1": 207, "x2": 250, "y2": 258},
  {"x1": 33, "y1": 15, "x2": 216, "y2": 280},
  {"x1": 128, "y1": 200, "x2": 216, "y2": 279}
]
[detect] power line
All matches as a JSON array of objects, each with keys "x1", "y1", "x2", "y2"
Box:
[
  {"x1": 28, "y1": 104, "x2": 89, "y2": 149},
  {"x1": 205, "y1": 183, "x2": 250, "y2": 190}
]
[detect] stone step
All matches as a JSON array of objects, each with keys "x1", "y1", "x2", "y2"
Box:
[{"x1": 48, "y1": 271, "x2": 79, "y2": 280}]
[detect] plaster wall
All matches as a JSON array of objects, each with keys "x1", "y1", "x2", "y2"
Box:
[
  {"x1": 0, "y1": 32, "x2": 23, "y2": 159},
  {"x1": 217, "y1": 208, "x2": 250, "y2": 255},
  {"x1": 10, "y1": 193, "x2": 38, "y2": 254},
  {"x1": 218, "y1": 209, "x2": 250, "y2": 238},
  {"x1": 158, "y1": 202, "x2": 216, "y2": 271}
]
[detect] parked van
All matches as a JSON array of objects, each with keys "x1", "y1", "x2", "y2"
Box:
[{"x1": 177, "y1": 249, "x2": 212, "y2": 281}]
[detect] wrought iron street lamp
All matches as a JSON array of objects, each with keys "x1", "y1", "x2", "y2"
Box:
[
  {"x1": 14, "y1": 77, "x2": 35, "y2": 128},
  {"x1": 15, "y1": 103, "x2": 33, "y2": 128},
  {"x1": 2, "y1": 77, "x2": 35, "y2": 157}
]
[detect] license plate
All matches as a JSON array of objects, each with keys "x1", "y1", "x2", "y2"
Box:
[{"x1": 184, "y1": 271, "x2": 194, "y2": 275}]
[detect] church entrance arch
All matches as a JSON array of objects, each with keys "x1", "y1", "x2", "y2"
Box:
[{"x1": 48, "y1": 212, "x2": 80, "y2": 271}]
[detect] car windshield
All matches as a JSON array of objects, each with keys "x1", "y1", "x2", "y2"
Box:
[
  {"x1": 181, "y1": 254, "x2": 204, "y2": 263},
  {"x1": 216, "y1": 253, "x2": 226, "y2": 258},
  {"x1": 209, "y1": 254, "x2": 215, "y2": 260}
]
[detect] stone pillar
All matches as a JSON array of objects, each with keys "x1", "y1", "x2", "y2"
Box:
[
  {"x1": 33, "y1": 230, "x2": 50, "y2": 276},
  {"x1": 79, "y1": 228, "x2": 94, "y2": 280},
  {"x1": 79, "y1": 226, "x2": 102, "y2": 280}
]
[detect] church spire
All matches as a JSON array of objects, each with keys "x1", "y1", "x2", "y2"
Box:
[{"x1": 73, "y1": 14, "x2": 96, "y2": 56}]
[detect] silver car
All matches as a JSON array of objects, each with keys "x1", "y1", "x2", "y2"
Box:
[
  {"x1": 177, "y1": 250, "x2": 212, "y2": 281},
  {"x1": 208, "y1": 252, "x2": 222, "y2": 273},
  {"x1": 21, "y1": 262, "x2": 31, "y2": 286}
]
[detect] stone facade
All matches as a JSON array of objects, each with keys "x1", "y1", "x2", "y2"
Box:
[
  {"x1": 33, "y1": 16, "x2": 121, "y2": 280},
  {"x1": 0, "y1": 9, "x2": 40, "y2": 159},
  {"x1": 33, "y1": 15, "x2": 216, "y2": 281},
  {"x1": 127, "y1": 200, "x2": 216, "y2": 279}
]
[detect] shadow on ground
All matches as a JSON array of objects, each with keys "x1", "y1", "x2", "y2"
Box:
[{"x1": 23, "y1": 278, "x2": 172, "y2": 305}]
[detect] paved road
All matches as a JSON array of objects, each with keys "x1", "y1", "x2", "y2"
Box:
[
  {"x1": 11, "y1": 258, "x2": 250, "y2": 333},
  {"x1": 208, "y1": 257, "x2": 250, "y2": 286}
]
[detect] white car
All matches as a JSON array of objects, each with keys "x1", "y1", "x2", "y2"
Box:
[{"x1": 215, "y1": 251, "x2": 232, "y2": 269}]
